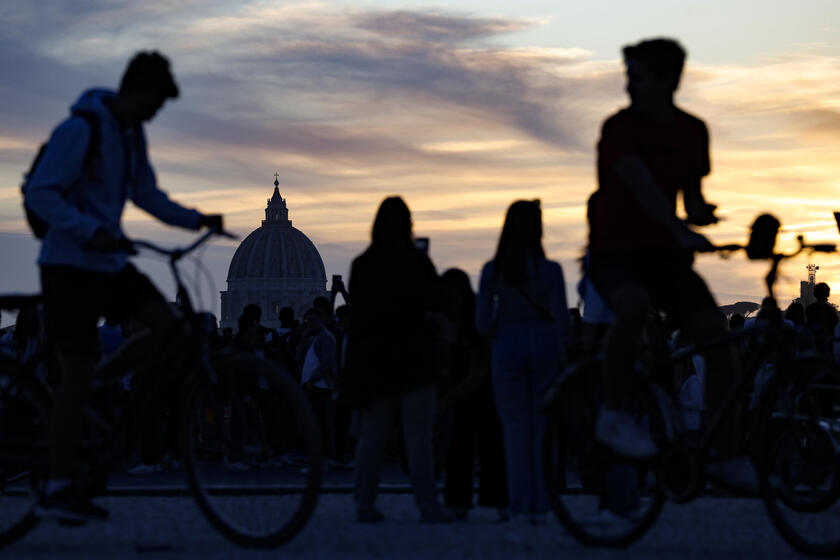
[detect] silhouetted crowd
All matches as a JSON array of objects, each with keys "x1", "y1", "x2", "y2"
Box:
[{"x1": 3, "y1": 194, "x2": 839, "y2": 525}]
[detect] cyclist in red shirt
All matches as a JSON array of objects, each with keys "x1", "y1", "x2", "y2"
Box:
[{"x1": 587, "y1": 38, "x2": 753, "y2": 488}]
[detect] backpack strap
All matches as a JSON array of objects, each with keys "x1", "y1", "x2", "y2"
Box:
[
  {"x1": 72, "y1": 111, "x2": 99, "y2": 180},
  {"x1": 21, "y1": 112, "x2": 99, "y2": 239}
]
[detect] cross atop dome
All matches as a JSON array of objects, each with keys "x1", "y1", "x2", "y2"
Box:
[{"x1": 264, "y1": 174, "x2": 292, "y2": 226}]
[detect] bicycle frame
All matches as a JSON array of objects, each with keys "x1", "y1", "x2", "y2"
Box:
[{"x1": 662, "y1": 322, "x2": 789, "y2": 453}]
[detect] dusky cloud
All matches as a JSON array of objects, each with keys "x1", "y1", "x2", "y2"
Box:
[{"x1": 1, "y1": 2, "x2": 839, "y2": 324}]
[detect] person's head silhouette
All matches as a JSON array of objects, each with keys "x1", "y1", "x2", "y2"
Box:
[
  {"x1": 814, "y1": 282, "x2": 831, "y2": 303},
  {"x1": 278, "y1": 306, "x2": 295, "y2": 328},
  {"x1": 440, "y1": 268, "x2": 475, "y2": 330},
  {"x1": 785, "y1": 302, "x2": 805, "y2": 326},
  {"x1": 313, "y1": 296, "x2": 333, "y2": 320},
  {"x1": 622, "y1": 38, "x2": 686, "y2": 116},
  {"x1": 243, "y1": 303, "x2": 262, "y2": 323},
  {"x1": 494, "y1": 200, "x2": 545, "y2": 286},
  {"x1": 110, "y1": 51, "x2": 179, "y2": 126},
  {"x1": 371, "y1": 196, "x2": 413, "y2": 252}
]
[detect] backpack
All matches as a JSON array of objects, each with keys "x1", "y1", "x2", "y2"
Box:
[{"x1": 21, "y1": 111, "x2": 100, "y2": 239}]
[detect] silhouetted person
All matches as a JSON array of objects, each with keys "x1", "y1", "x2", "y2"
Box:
[
  {"x1": 271, "y1": 306, "x2": 300, "y2": 375},
  {"x1": 344, "y1": 196, "x2": 451, "y2": 523},
  {"x1": 314, "y1": 295, "x2": 345, "y2": 383},
  {"x1": 277, "y1": 306, "x2": 296, "y2": 333},
  {"x1": 297, "y1": 307, "x2": 337, "y2": 464},
  {"x1": 783, "y1": 301, "x2": 814, "y2": 352},
  {"x1": 333, "y1": 303, "x2": 356, "y2": 465},
  {"x1": 475, "y1": 200, "x2": 570, "y2": 524},
  {"x1": 25, "y1": 51, "x2": 223, "y2": 521},
  {"x1": 437, "y1": 268, "x2": 508, "y2": 521},
  {"x1": 586, "y1": 38, "x2": 750, "y2": 489},
  {"x1": 785, "y1": 302, "x2": 805, "y2": 327},
  {"x1": 729, "y1": 313, "x2": 745, "y2": 330},
  {"x1": 807, "y1": 282, "x2": 838, "y2": 355},
  {"x1": 243, "y1": 303, "x2": 274, "y2": 345}
]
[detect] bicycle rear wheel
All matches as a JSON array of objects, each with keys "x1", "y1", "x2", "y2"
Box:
[
  {"x1": 759, "y1": 357, "x2": 840, "y2": 556},
  {"x1": 542, "y1": 359, "x2": 665, "y2": 547},
  {"x1": 0, "y1": 357, "x2": 48, "y2": 548},
  {"x1": 182, "y1": 350, "x2": 322, "y2": 547}
]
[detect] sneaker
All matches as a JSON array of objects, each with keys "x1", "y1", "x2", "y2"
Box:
[
  {"x1": 419, "y1": 508, "x2": 455, "y2": 524},
  {"x1": 595, "y1": 408, "x2": 658, "y2": 459},
  {"x1": 35, "y1": 486, "x2": 109, "y2": 523},
  {"x1": 356, "y1": 509, "x2": 385, "y2": 523},
  {"x1": 126, "y1": 463, "x2": 160, "y2": 475},
  {"x1": 706, "y1": 456, "x2": 759, "y2": 495},
  {"x1": 161, "y1": 454, "x2": 182, "y2": 471}
]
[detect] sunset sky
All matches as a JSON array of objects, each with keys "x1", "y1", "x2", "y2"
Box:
[{"x1": 2, "y1": 1, "x2": 840, "y2": 325}]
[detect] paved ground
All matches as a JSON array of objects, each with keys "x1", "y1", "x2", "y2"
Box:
[
  {"x1": 2, "y1": 461, "x2": 828, "y2": 558},
  {"x1": 4, "y1": 492, "x2": 816, "y2": 559}
]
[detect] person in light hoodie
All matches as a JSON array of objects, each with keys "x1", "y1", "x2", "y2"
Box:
[{"x1": 25, "y1": 51, "x2": 223, "y2": 523}]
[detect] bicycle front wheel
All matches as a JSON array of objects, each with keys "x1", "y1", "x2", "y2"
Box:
[
  {"x1": 182, "y1": 350, "x2": 322, "y2": 547},
  {"x1": 542, "y1": 359, "x2": 665, "y2": 548},
  {"x1": 759, "y1": 357, "x2": 840, "y2": 556}
]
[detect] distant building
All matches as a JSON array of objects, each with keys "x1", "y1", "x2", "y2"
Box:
[
  {"x1": 798, "y1": 264, "x2": 819, "y2": 308},
  {"x1": 219, "y1": 177, "x2": 328, "y2": 330}
]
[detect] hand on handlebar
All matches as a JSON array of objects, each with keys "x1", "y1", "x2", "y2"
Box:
[
  {"x1": 676, "y1": 227, "x2": 715, "y2": 252},
  {"x1": 199, "y1": 214, "x2": 224, "y2": 232},
  {"x1": 83, "y1": 227, "x2": 134, "y2": 253},
  {"x1": 685, "y1": 201, "x2": 719, "y2": 227}
]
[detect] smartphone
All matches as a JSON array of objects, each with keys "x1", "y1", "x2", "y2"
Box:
[{"x1": 415, "y1": 237, "x2": 429, "y2": 254}]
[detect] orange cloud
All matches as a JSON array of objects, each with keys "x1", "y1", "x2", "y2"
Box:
[{"x1": 1, "y1": 6, "x2": 839, "y2": 311}]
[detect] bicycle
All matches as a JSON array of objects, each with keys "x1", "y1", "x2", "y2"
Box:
[
  {"x1": 0, "y1": 228, "x2": 323, "y2": 548},
  {"x1": 541, "y1": 214, "x2": 840, "y2": 556}
]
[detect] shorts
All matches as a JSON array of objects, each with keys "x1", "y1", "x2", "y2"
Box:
[
  {"x1": 587, "y1": 248, "x2": 718, "y2": 327},
  {"x1": 40, "y1": 264, "x2": 166, "y2": 354}
]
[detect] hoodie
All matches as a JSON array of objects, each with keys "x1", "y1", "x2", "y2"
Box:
[{"x1": 25, "y1": 88, "x2": 201, "y2": 273}]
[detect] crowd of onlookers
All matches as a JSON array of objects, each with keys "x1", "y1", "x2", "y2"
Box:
[{"x1": 3, "y1": 195, "x2": 840, "y2": 526}]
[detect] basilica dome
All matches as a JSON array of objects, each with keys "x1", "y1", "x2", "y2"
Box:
[{"x1": 219, "y1": 179, "x2": 327, "y2": 329}]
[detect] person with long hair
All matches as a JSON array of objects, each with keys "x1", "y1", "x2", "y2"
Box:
[
  {"x1": 437, "y1": 268, "x2": 509, "y2": 521},
  {"x1": 475, "y1": 200, "x2": 570, "y2": 524},
  {"x1": 344, "y1": 196, "x2": 452, "y2": 523}
]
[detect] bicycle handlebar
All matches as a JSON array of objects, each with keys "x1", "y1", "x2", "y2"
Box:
[
  {"x1": 699, "y1": 235, "x2": 837, "y2": 301},
  {"x1": 130, "y1": 227, "x2": 237, "y2": 261},
  {"x1": 699, "y1": 237, "x2": 837, "y2": 259}
]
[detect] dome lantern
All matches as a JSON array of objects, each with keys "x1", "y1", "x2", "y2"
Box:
[{"x1": 264, "y1": 173, "x2": 291, "y2": 226}]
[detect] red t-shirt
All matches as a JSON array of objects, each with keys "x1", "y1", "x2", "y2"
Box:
[{"x1": 588, "y1": 107, "x2": 710, "y2": 252}]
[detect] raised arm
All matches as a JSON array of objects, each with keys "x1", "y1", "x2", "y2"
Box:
[{"x1": 132, "y1": 157, "x2": 202, "y2": 230}]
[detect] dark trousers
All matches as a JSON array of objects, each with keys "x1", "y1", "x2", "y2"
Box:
[
  {"x1": 305, "y1": 386, "x2": 335, "y2": 460},
  {"x1": 444, "y1": 387, "x2": 508, "y2": 509},
  {"x1": 355, "y1": 385, "x2": 440, "y2": 516},
  {"x1": 333, "y1": 398, "x2": 355, "y2": 461}
]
